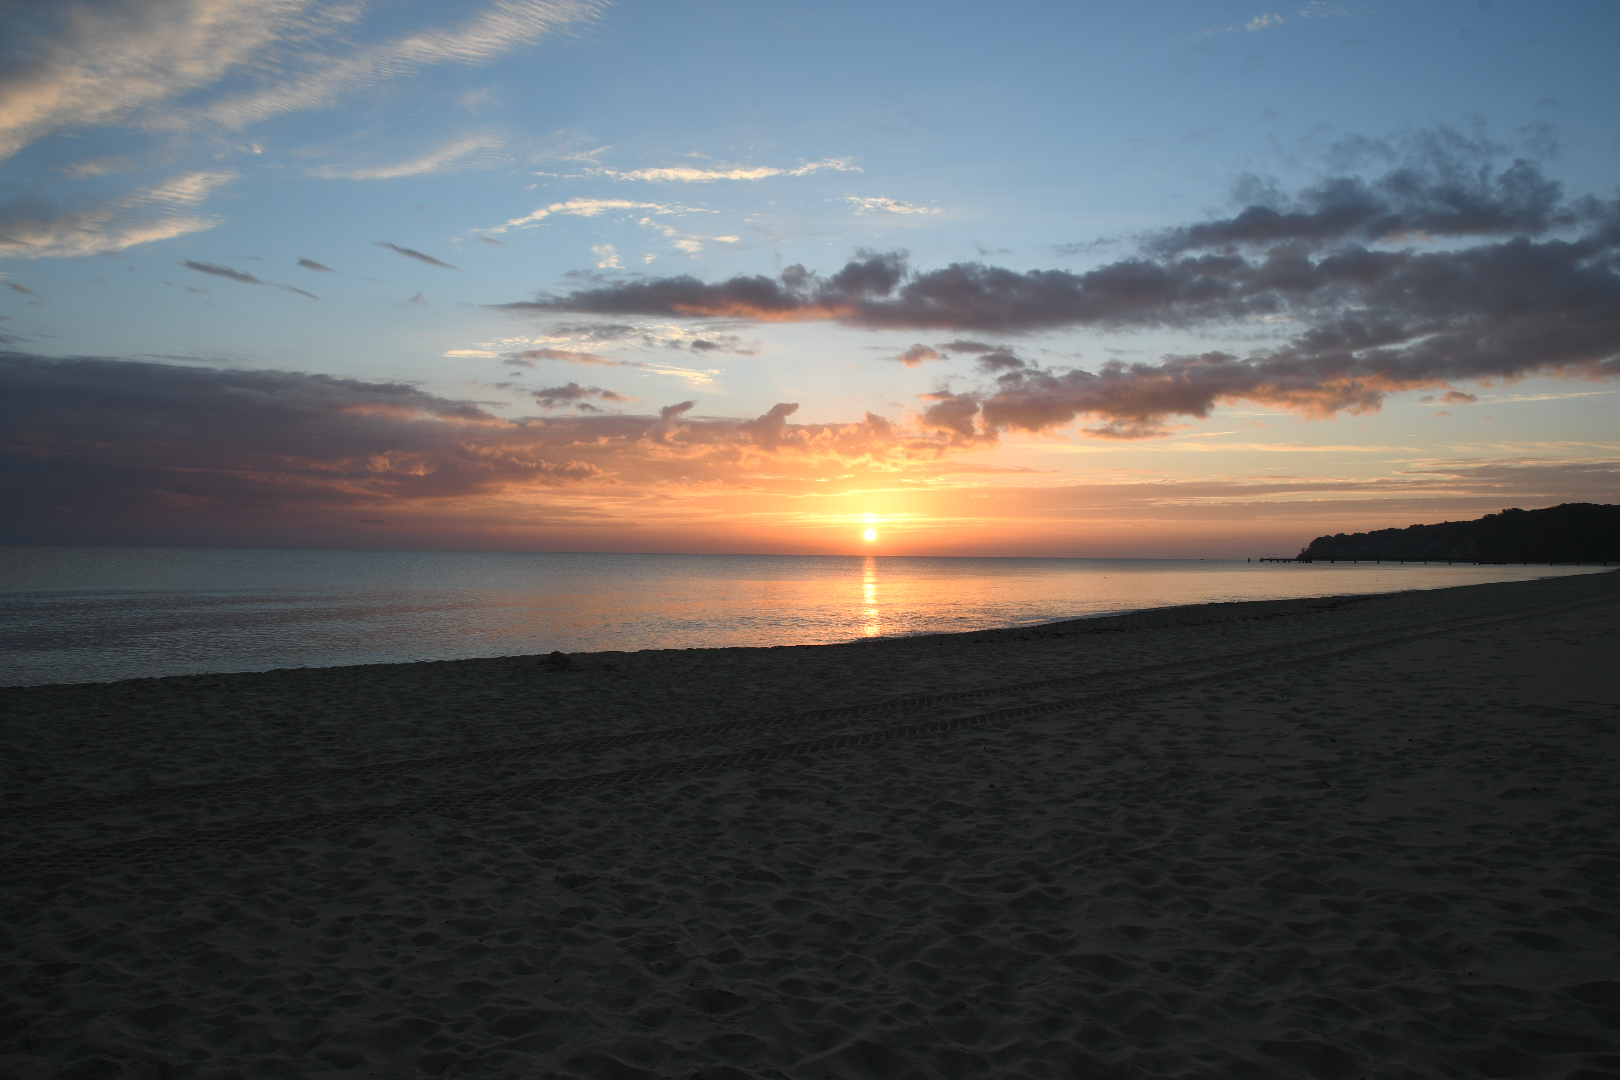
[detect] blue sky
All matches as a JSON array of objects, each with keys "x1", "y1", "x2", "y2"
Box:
[{"x1": 2, "y1": 0, "x2": 1617, "y2": 555}]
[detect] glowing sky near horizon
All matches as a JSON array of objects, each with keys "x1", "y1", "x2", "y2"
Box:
[{"x1": 1, "y1": 0, "x2": 1617, "y2": 556}]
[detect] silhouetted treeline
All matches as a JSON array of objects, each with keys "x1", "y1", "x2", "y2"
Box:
[{"x1": 1298, "y1": 503, "x2": 1619, "y2": 563}]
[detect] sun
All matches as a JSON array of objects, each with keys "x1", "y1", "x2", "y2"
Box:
[{"x1": 863, "y1": 528, "x2": 878, "y2": 542}]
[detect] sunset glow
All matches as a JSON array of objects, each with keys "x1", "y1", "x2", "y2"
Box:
[{"x1": 0, "y1": 3, "x2": 1614, "y2": 556}]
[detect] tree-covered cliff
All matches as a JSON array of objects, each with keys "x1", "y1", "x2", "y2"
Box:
[{"x1": 1299, "y1": 503, "x2": 1619, "y2": 563}]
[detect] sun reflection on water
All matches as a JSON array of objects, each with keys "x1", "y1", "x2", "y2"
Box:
[{"x1": 861, "y1": 555, "x2": 881, "y2": 637}]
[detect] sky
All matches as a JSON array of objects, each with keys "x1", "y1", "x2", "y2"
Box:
[{"x1": 1, "y1": 0, "x2": 1617, "y2": 557}]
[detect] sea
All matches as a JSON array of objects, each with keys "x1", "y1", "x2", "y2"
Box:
[{"x1": 0, "y1": 546, "x2": 1608, "y2": 687}]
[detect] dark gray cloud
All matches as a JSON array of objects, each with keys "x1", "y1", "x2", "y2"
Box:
[
  {"x1": 182, "y1": 260, "x2": 261, "y2": 285},
  {"x1": 181, "y1": 260, "x2": 320, "y2": 300},
  {"x1": 495, "y1": 251, "x2": 910, "y2": 323},
  {"x1": 1147, "y1": 157, "x2": 1581, "y2": 254},
  {"x1": 298, "y1": 258, "x2": 336, "y2": 272},
  {"x1": 0, "y1": 353, "x2": 600, "y2": 537},
  {"x1": 505, "y1": 140, "x2": 1619, "y2": 438},
  {"x1": 376, "y1": 241, "x2": 461, "y2": 270},
  {"x1": 976, "y1": 350, "x2": 1025, "y2": 373},
  {"x1": 0, "y1": 353, "x2": 935, "y2": 543},
  {"x1": 684, "y1": 333, "x2": 756, "y2": 355},
  {"x1": 4, "y1": 281, "x2": 39, "y2": 296},
  {"x1": 531, "y1": 382, "x2": 632, "y2": 409}
]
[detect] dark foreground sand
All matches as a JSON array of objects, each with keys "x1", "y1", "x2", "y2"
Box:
[{"x1": 2, "y1": 571, "x2": 1618, "y2": 1079}]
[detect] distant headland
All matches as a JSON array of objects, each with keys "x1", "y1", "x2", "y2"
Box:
[{"x1": 1295, "y1": 503, "x2": 1619, "y2": 564}]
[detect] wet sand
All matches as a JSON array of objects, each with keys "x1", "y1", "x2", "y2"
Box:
[{"x1": 2, "y1": 570, "x2": 1618, "y2": 1078}]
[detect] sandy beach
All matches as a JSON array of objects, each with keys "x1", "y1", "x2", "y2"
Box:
[{"x1": 3, "y1": 570, "x2": 1618, "y2": 1079}]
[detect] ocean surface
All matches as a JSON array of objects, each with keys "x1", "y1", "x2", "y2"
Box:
[{"x1": 0, "y1": 546, "x2": 1608, "y2": 687}]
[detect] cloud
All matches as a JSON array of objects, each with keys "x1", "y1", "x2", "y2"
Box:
[
  {"x1": 684, "y1": 334, "x2": 756, "y2": 355},
  {"x1": 0, "y1": 170, "x2": 235, "y2": 259},
  {"x1": 182, "y1": 260, "x2": 319, "y2": 300},
  {"x1": 934, "y1": 339, "x2": 1004, "y2": 354},
  {"x1": 918, "y1": 392, "x2": 995, "y2": 447},
  {"x1": 0, "y1": 354, "x2": 606, "y2": 527},
  {"x1": 1149, "y1": 142, "x2": 1582, "y2": 252},
  {"x1": 505, "y1": 347, "x2": 632, "y2": 368},
  {"x1": 57, "y1": 156, "x2": 134, "y2": 180},
  {"x1": 498, "y1": 250, "x2": 911, "y2": 322},
  {"x1": 1442, "y1": 390, "x2": 1478, "y2": 404},
  {"x1": 530, "y1": 382, "x2": 633, "y2": 409},
  {"x1": 634, "y1": 216, "x2": 739, "y2": 259},
  {"x1": 0, "y1": 353, "x2": 956, "y2": 541},
  {"x1": 975, "y1": 350, "x2": 1026, "y2": 373},
  {"x1": 0, "y1": 0, "x2": 600, "y2": 180},
  {"x1": 894, "y1": 344, "x2": 942, "y2": 367},
  {"x1": 486, "y1": 198, "x2": 703, "y2": 234},
  {"x1": 0, "y1": 0, "x2": 322, "y2": 161},
  {"x1": 503, "y1": 347, "x2": 719, "y2": 384},
  {"x1": 298, "y1": 258, "x2": 336, "y2": 272},
  {"x1": 599, "y1": 158, "x2": 858, "y2": 182},
  {"x1": 312, "y1": 134, "x2": 508, "y2": 180},
  {"x1": 846, "y1": 196, "x2": 940, "y2": 215},
  {"x1": 505, "y1": 322, "x2": 758, "y2": 357},
  {"x1": 165, "y1": 0, "x2": 602, "y2": 138},
  {"x1": 1245, "y1": 14, "x2": 1284, "y2": 30},
  {"x1": 376, "y1": 241, "x2": 462, "y2": 270},
  {"x1": 593, "y1": 243, "x2": 622, "y2": 269},
  {"x1": 4, "y1": 282, "x2": 39, "y2": 297},
  {"x1": 511, "y1": 144, "x2": 1619, "y2": 439}
]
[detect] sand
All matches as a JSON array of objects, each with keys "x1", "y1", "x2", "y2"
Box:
[{"x1": 2, "y1": 570, "x2": 1618, "y2": 1079}]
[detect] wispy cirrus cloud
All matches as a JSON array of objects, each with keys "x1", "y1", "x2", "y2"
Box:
[
  {"x1": 489, "y1": 322, "x2": 759, "y2": 357},
  {"x1": 485, "y1": 198, "x2": 707, "y2": 234},
  {"x1": 637, "y1": 217, "x2": 739, "y2": 258},
  {"x1": 505, "y1": 347, "x2": 631, "y2": 367},
  {"x1": 311, "y1": 134, "x2": 508, "y2": 180},
  {"x1": 502, "y1": 347, "x2": 719, "y2": 384},
  {"x1": 174, "y1": 0, "x2": 602, "y2": 134},
  {"x1": 846, "y1": 196, "x2": 940, "y2": 215},
  {"x1": 598, "y1": 158, "x2": 857, "y2": 182},
  {"x1": 57, "y1": 156, "x2": 134, "y2": 180},
  {"x1": 56, "y1": 0, "x2": 595, "y2": 152},
  {"x1": 0, "y1": 0, "x2": 325, "y2": 162},
  {"x1": 0, "y1": 0, "x2": 599, "y2": 163},
  {"x1": 0, "y1": 170, "x2": 235, "y2": 259}
]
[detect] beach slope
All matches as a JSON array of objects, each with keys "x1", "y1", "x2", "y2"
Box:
[{"x1": 3, "y1": 571, "x2": 1618, "y2": 1078}]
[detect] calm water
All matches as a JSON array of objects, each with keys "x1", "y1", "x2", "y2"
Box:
[{"x1": 0, "y1": 546, "x2": 1607, "y2": 686}]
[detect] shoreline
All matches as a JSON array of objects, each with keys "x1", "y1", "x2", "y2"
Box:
[
  {"x1": 3, "y1": 569, "x2": 1619, "y2": 1078},
  {"x1": 5, "y1": 566, "x2": 1613, "y2": 692}
]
